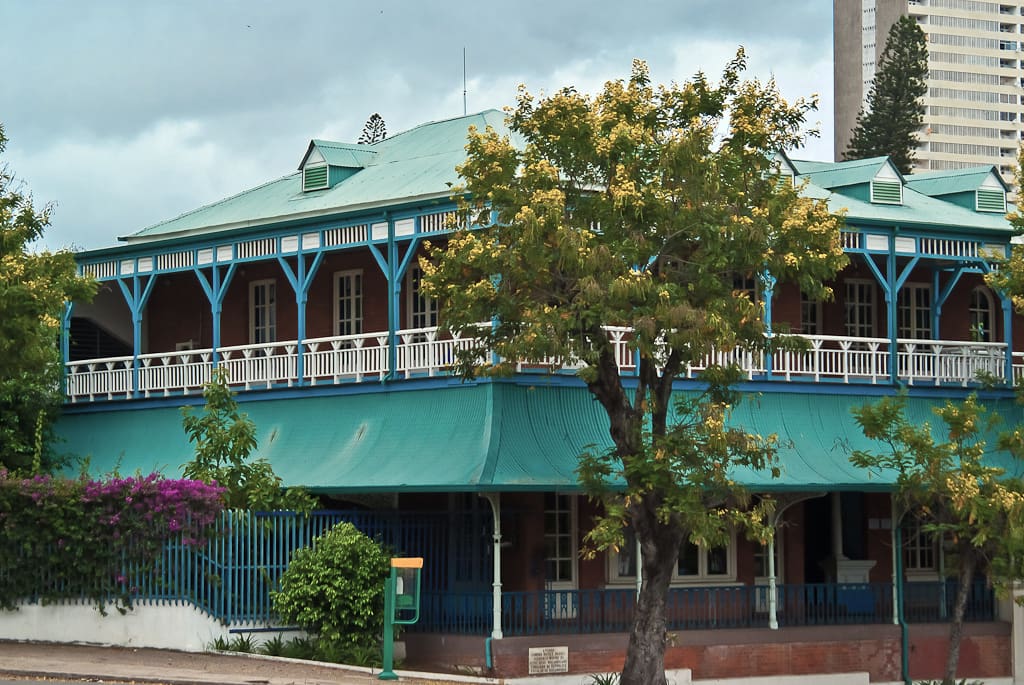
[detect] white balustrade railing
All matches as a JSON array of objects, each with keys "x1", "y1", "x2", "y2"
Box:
[
  {"x1": 304, "y1": 332, "x2": 388, "y2": 384},
  {"x1": 63, "y1": 330, "x2": 1013, "y2": 403},
  {"x1": 138, "y1": 350, "x2": 214, "y2": 397},
  {"x1": 65, "y1": 355, "x2": 134, "y2": 402},
  {"x1": 219, "y1": 341, "x2": 299, "y2": 390}
]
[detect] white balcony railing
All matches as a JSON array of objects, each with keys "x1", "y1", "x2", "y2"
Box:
[{"x1": 64, "y1": 330, "x2": 1014, "y2": 403}]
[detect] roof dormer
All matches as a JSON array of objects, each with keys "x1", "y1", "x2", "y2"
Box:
[
  {"x1": 770, "y1": 151, "x2": 797, "y2": 187},
  {"x1": 302, "y1": 148, "x2": 329, "y2": 192},
  {"x1": 298, "y1": 140, "x2": 378, "y2": 193},
  {"x1": 903, "y1": 165, "x2": 1009, "y2": 213},
  {"x1": 977, "y1": 173, "x2": 1007, "y2": 213},
  {"x1": 870, "y1": 163, "x2": 903, "y2": 205}
]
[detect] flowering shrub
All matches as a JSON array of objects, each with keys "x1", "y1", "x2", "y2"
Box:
[{"x1": 0, "y1": 470, "x2": 224, "y2": 612}]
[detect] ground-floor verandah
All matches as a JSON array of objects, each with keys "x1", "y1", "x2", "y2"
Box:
[{"x1": 51, "y1": 381, "x2": 1024, "y2": 679}]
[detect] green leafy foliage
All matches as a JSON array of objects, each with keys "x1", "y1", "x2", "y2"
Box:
[
  {"x1": 845, "y1": 16, "x2": 928, "y2": 173},
  {"x1": 182, "y1": 368, "x2": 316, "y2": 512},
  {"x1": 0, "y1": 123, "x2": 97, "y2": 472},
  {"x1": 0, "y1": 470, "x2": 223, "y2": 612},
  {"x1": 423, "y1": 54, "x2": 846, "y2": 685},
  {"x1": 852, "y1": 393, "x2": 1024, "y2": 685},
  {"x1": 270, "y1": 521, "x2": 390, "y2": 654}
]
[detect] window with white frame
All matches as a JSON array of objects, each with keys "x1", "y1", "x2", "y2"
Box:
[
  {"x1": 903, "y1": 518, "x2": 939, "y2": 580},
  {"x1": 800, "y1": 292, "x2": 822, "y2": 335},
  {"x1": 608, "y1": 529, "x2": 736, "y2": 585},
  {"x1": 334, "y1": 270, "x2": 363, "y2": 338},
  {"x1": 844, "y1": 280, "x2": 876, "y2": 338},
  {"x1": 898, "y1": 284, "x2": 933, "y2": 340},
  {"x1": 249, "y1": 280, "x2": 277, "y2": 344},
  {"x1": 969, "y1": 286, "x2": 994, "y2": 342},
  {"x1": 544, "y1": 493, "x2": 576, "y2": 586},
  {"x1": 407, "y1": 266, "x2": 438, "y2": 330}
]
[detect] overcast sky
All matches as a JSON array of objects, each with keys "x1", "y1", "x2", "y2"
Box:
[{"x1": 0, "y1": 1, "x2": 834, "y2": 252}]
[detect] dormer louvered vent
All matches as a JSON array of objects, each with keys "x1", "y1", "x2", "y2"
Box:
[
  {"x1": 871, "y1": 179, "x2": 903, "y2": 205},
  {"x1": 303, "y1": 165, "x2": 328, "y2": 192},
  {"x1": 977, "y1": 188, "x2": 1006, "y2": 213}
]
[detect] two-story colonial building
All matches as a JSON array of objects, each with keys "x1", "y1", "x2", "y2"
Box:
[{"x1": 55, "y1": 110, "x2": 1024, "y2": 682}]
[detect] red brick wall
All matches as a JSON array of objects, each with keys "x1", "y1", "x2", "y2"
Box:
[{"x1": 409, "y1": 623, "x2": 1011, "y2": 681}]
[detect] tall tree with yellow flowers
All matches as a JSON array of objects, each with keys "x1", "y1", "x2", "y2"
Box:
[
  {"x1": 423, "y1": 53, "x2": 847, "y2": 684},
  {"x1": 0, "y1": 123, "x2": 96, "y2": 472}
]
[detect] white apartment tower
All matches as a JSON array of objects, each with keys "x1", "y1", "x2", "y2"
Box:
[{"x1": 834, "y1": 0, "x2": 1023, "y2": 180}]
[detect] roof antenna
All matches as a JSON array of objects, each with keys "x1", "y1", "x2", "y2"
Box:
[{"x1": 463, "y1": 47, "x2": 468, "y2": 116}]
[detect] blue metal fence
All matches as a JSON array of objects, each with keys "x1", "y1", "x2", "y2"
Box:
[
  {"x1": 412, "y1": 581, "x2": 996, "y2": 636},
  {"x1": 8, "y1": 510, "x2": 998, "y2": 635}
]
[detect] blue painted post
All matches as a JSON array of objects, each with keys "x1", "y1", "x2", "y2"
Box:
[
  {"x1": 760, "y1": 271, "x2": 776, "y2": 378},
  {"x1": 887, "y1": 236, "x2": 898, "y2": 384},
  {"x1": 1003, "y1": 295, "x2": 1015, "y2": 384},
  {"x1": 60, "y1": 301, "x2": 73, "y2": 395},
  {"x1": 296, "y1": 255, "x2": 306, "y2": 385},
  {"x1": 388, "y1": 218, "x2": 398, "y2": 380}
]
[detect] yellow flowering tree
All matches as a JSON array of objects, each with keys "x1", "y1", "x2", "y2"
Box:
[
  {"x1": 423, "y1": 54, "x2": 847, "y2": 684},
  {"x1": 852, "y1": 394, "x2": 1024, "y2": 685},
  {"x1": 0, "y1": 123, "x2": 96, "y2": 472}
]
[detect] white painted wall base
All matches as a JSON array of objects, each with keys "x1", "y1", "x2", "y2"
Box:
[{"x1": 0, "y1": 601, "x2": 234, "y2": 651}]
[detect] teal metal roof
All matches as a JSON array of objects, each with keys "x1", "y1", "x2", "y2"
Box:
[
  {"x1": 904, "y1": 166, "x2": 1009, "y2": 196},
  {"x1": 121, "y1": 110, "x2": 509, "y2": 244},
  {"x1": 54, "y1": 383, "x2": 1024, "y2": 494},
  {"x1": 787, "y1": 158, "x2": 1014, "y2": 235},
  {"x1": 791, "y1": 156, "x2": 895, "y2": 189}
]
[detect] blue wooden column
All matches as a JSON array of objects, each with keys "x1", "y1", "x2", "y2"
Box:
[
  {"x1": 369, "y1": 217, "x2": 422, "y2": 381},
  {"x1": 116, "y1": 274, "x2": 158, "y2": 397},
  {"x1": 60, "y1": 301, "x2": 74, "y2": 394},
  {"x1": 277, "y1": 251, "x2": 325, "y2": 386},
  {"x1": 859, "y1": 231, "x2": 919, "y2": 384},
  {"x1": 759, "y1": 271, "x2": 776, "y2": 377},
  {"x1": 1001, "y1": 291, "x2": 1015, "y2": 383},
  {"x1": 194, "y1": 263, "x2": 238, "y2": 365}
]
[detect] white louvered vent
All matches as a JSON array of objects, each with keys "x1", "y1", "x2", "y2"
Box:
[
  {"x1": 237, "y1": 238, "x2": 275, "y2": 259},
  {"x1": 324, "y1": 224, "x2": 368, "y2": 246}
]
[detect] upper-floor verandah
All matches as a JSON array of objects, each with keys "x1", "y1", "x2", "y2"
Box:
[{"x1": 66, "y1": 202, "x2": 1019, "y2": 403}]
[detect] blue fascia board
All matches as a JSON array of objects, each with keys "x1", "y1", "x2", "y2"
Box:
[
  {"x1": 77, "y1": 202, "x2": 466, "y2": 281},
  {"x1": 78, "y1": 197, "x2": 464, "y2": 264}
]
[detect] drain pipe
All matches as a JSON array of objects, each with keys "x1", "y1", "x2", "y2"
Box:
[{"x1": 482, "y1": 493, "x2": 503, "y2": 669}]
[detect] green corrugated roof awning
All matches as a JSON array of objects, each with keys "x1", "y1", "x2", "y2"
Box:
[{"x1": 55, "y1": 383, "x2": 1024, "y2": 494}]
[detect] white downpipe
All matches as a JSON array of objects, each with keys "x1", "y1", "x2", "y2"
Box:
[{"x1": 482, "y1": 493, "x2": 503, "y2": 640}]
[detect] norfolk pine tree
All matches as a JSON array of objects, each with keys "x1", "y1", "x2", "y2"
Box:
[
  {"x1": 422, "y1": 54, "x2": 847, "y2": 685},
  {"x1": 845, "y1": 15, "x2": 928, "y2": 174},
  {"x1": 0, "y1": 123, "x2": 96, "y2": 472}
]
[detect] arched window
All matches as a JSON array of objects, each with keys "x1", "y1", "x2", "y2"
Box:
[{"x1": 969, "y1": 286, "x2": 994, "y2": 342}]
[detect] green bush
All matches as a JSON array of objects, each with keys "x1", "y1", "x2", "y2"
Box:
[{"x1": 270, "y1": 521, "x2": 390, "y2": 652}]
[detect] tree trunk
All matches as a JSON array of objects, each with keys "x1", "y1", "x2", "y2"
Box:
[
  {"x1": 620, "y1": 498, "x2": 684, "y2": 685},
  {"x1": 943, "y1": 547, "x2": 975, "y2": 685}
]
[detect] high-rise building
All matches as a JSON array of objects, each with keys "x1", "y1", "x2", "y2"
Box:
[{"x1": 834, "y1": 0, "x2": 1022, "y2": 180}]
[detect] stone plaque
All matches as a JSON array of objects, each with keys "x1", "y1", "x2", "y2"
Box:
[{"x1": 528, "y1": 646, "x2": 569, "y2": 675}]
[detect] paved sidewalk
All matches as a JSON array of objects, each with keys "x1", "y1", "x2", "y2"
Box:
[{"x1": 0, "y1": 641, "x2": 495, "y2": 685}]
